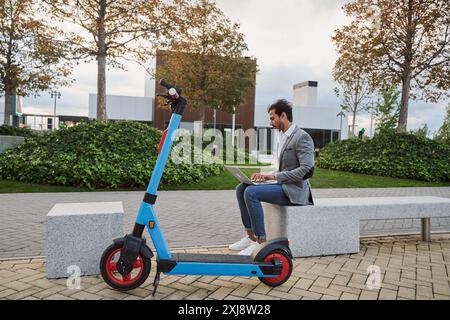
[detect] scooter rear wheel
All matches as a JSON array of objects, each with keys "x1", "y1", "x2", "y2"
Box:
[
  {"x1": 258, "y1": 249, "x2": 293, "y2": 287},
  {"x1": 100, "y1": 242, "x2": 151, "y2": 291}
]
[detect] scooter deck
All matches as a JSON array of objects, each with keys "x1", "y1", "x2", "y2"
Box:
[{"x1": 156, "y1": 252, "x2": 280, "y2": 278}]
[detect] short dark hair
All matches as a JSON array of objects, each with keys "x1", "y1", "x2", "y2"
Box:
[{"x1": 268, "y1": 99, "x2": 293, "y2": 122}]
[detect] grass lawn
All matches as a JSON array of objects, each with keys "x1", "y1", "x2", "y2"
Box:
[
  {"x1": 1, "y1": 167, "x2": 449, "y2": 193},
  {"x1": 310, "y1": 168, "x2": 450, "y2": 188}
]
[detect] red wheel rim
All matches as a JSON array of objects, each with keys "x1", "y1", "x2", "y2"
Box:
[
  {"x1": 263, "y1": 253, "x2": 291, "y2": 284},
  {"x1": 105, "y1": 248, "x2": 144, "y2": 286}
]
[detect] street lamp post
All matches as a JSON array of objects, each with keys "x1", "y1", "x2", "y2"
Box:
[
  {"x1": 50, "y1": 90, "x2": 61, "y2": 130},
  {"x1": 336, "y1": 111, "x2": 346, "y2": 140}
]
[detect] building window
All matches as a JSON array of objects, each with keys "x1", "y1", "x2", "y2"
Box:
[
  {"x1": 332, "y1": 131, "x2": 339, "y2": 142},
  {"x1": 303, "y1": 129, "x2": 336, "y2": 149},
  {"x1": 47, "y1": 118, "x2": 53, "y2": 130}
]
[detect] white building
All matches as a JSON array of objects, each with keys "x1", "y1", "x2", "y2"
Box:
[
  {"x1": 255, "y1": 81, "x2": 348, "y2": 153},
  {"x1": 88, "y1": 94, "x2": 153, "y2": 122},
  {"x1": 86, "y1": 80, "x2": 347, "y2": 153}
]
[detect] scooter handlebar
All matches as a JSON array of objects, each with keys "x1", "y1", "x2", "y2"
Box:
[
  {"x1": 159, "y1": 79, "x2": 183, "y2": 95},
  {"x1": 158, "y1": 79, "x2": 186, "y2": 116}
]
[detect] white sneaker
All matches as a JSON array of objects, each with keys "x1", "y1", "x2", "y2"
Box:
[
  {"x1": 229, "y1": 236, "x2": 255, "y2": 251},
  {"x1": 238, "y1": 243, "x2": 260, "y2": 256}
]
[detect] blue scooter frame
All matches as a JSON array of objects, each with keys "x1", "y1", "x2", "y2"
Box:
[{"x1": 100, "y1": 80, "x2": 293, "y2": 294}]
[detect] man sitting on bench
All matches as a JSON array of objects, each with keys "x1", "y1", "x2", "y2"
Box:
[{"x1": 229, "y1": 99, "x2": 315, "y2": 255}]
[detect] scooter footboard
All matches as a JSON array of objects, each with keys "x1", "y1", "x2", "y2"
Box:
[{"x1": 158, "y1": 253, "x2": 279, "y2": 277}]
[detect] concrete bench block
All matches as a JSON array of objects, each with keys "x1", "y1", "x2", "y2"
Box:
[
  {"x1": 264, "y1": 204, "x2": 360, "y2": 258},
  {"x1": 264, "y1": 196, "x2": 450, "y2": 258},
  {"x1": 46, "y1": 202, "x2": 124, "y2": 279}
]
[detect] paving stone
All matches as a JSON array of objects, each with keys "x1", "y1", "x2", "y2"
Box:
[
  {"x1": 251, "y1": 283, "x2": 272, "y2": 295},
  {"x1": 46, "y1": 294, "x2": 75, "y2": 300},
  {"x1": 96, "y1": 288, "x2": 130, "y2": 300},
  {"x1": 328, "y1": 284, "x2": 361, "y2": 295},
  {"x1": 293, "y1": 278, "x2": 314, "y2": 290},
  {"x1": 398, "y1": 287, "x2": 415, "y2": 300},
  {"x1": 340, "y1": 292, "x2": 359, "y2": 300},
  {"x1": 5, "y1": 287, "x2": 43, "y2": 300},
  {"x1": 308, "y1": 286, "x2": 342, "y2": 298},
  {"x1": 85, "y1": 282, "x2": 109, "y2": 294},
  {"x1": 123, "y1": 295, "x2": 143, "y2": 300},
  {"x1": 210, "y1": 279, "x2": 240, "y2": 289},
  {"x1": 3, "y1": 281, "x2": 33, "y2": 291},
  {"x1": 32, "y1": 286, "x2": 68, "y2": 299},
  {"x1": 433, "y1": 284, "x2": 450, "y2": 296},
  {"x1": 379, "y1": 288, "x2": 398, "y2": 300},
  {"x1": 167, "y1": 282, "x2": 198, "y2": 293},
  {"x1": 313, "y1": 277, "x2": 333, "y2": 288},
  {"x1": 247, "y1": 292, "x2": 281, "y2": 300},
  {"x1": 231, "y1": 285, "x2": 254, "y2": 298},
  {"x1": 185, "y1": 289, "x2": 212, "y2": 300},
  {"x1": 359, "y1": 290, "x2": 379, "y2": 300},
  {"x1": 71, "y1": 291, "x2": 103, "y2": 300},
  {"x1": 0, "y1": 289, "x2": 17, "y2": 299},
  {"x1": 321, "y1": 294, "x2": 339, "y2": 300},
  {"x1": 267, "y1": 289, "x2": 301, "y2": 300},
  {"x1": 416, "y1": 285, "x2": 434, "y2": 299},
  {"x1": 208, "y1": 287, "x2": 234, "y2": 300},
  {"x1": 331, "y1": 275, "x2": 351, "y2": 286},
  {"x1": 224, "y1": 295, "x2": 247, "y2": 300},
  {"x1": 288, "y1": 287, "x2": 322, "y2": 300}
]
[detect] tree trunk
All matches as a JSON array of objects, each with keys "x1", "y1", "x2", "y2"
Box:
[
  {"x1": 3, "y1": 92, "x2": 12, "y2": 126},
  {"x1": 397, "y1": 75, "x2": 411, "y2": 133},
  {"x1": 96, "y1": 0, "x2": 107, "y2": 121},
  {"x1": 351, "y1": 108, "x2": 357, "y2": 136},
  {"x1": 397, "y1": 0, "x2": 414, "y2": 133},
  {"x1": 97, "y1": 54, "x2": 107, "y2": 120},
  {"x1": 3, "y1": 91, "x2": 12, "y2": 126}
]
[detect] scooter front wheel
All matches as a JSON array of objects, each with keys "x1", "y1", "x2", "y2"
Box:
[
  {"x1": 258, "y1": 249, "x2": 293, "y2": 287},
  {"x1": 100, "y1": 242, "x2": 151, "y2": 291}
]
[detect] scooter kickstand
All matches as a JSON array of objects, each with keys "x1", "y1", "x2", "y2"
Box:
[{"x1": 152, "y1": 268, "x2": 161, "y2": 296}]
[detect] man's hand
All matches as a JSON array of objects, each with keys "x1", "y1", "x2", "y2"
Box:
[{"x1": 251, "y1": 173, "x2": 276, "y2": 182}]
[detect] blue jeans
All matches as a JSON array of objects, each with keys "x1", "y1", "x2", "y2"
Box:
[{"x1": 236, "y1": 183, "x2": 292, "y2": 239}]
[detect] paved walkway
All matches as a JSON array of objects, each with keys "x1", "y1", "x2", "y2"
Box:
[
  {"x1": 1, "y1": 187, "x2": 450, "y2": 259},
  {"x1": 0, "y1": 234, "x2": 449, "y2": 300}
]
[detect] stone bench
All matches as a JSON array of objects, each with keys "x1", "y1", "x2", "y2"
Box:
[
  {"x1": 263, "y1": 196, "x2": 450, "y2": 258},
  {"x1": 46, "y1": 202, "x2": 124, "y2": 278}
]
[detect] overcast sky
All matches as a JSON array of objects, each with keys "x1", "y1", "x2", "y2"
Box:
[{"x1": 22, "y1": 0, "x2": 449, "y2": 134}]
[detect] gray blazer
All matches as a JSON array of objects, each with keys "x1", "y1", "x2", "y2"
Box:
[{"x1": 274, "y1": 126, "x2": 315, "y2": 205}]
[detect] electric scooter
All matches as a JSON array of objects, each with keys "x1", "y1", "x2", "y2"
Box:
[{"x1": 99, "y1": 80, "x2": 293, "y2": 295}]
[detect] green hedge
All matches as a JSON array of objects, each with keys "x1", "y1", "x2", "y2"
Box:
[
  {"x1": 316, "y1": 130, "x2": 450, "y2": 182},
  {"x1": 0, "y1": 120, "x2": 223, "y2": 189}
]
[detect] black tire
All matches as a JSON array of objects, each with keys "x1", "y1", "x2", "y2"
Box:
[
  {"x1": 258, "y1": 249, "x2": 293, "y2": 287},
  {"x1": 100, "y1": 242, "x2": 151, "y2": 291}
]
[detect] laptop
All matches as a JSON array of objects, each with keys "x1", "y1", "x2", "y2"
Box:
[{"x1": 225, "y1": 166, "x2": 278, "y2": 185}]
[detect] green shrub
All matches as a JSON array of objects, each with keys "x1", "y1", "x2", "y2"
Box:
[
  {"x1": 0, "y1": 120, "x2": 223, "y2": 189},
  {"x1": 316, "y1": 129, "x2": 450, "y2": 182},
  {"x1": 0, "y1": 125, "x2": 36, "y2": 138}
]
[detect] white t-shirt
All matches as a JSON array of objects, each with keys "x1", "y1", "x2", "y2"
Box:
[{"x1": 276, "y1": 123, "x2": 297, "y2": 162}]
